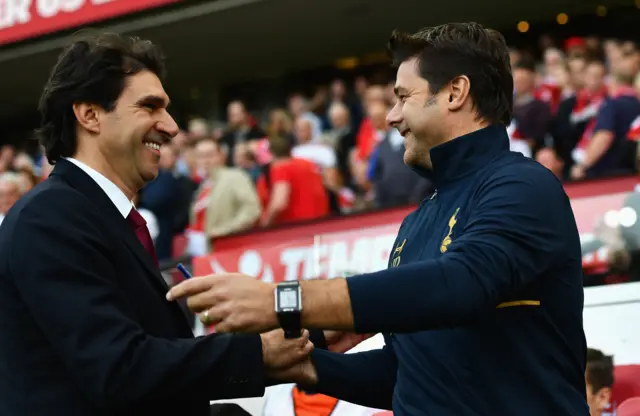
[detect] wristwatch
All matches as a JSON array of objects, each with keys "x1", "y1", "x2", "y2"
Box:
[{"x1": 274, "y1": 281, "x2": 302, "y2": 338}]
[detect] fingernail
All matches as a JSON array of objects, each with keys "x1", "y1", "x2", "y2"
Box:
[{"x1": 166, "y1": 292, "x2": 172, "y2": 301}]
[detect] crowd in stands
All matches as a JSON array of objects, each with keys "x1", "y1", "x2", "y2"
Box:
[{"x1": 1, "y1": 34, "x2": 640, "y2": 264}]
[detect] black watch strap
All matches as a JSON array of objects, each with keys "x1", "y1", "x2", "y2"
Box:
[{"x1": 275, "y1": 281, "x2": 302, "y2": 338}]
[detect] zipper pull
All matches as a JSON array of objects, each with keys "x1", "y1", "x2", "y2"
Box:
[{"x1": 429, "y1": 190, "x2": 438, "y2": 200}]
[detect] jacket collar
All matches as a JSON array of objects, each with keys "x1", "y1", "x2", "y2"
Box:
[
  {"x1": 51, "y1": 160, "x2": 171, "y2": 296},
  {"x1": 425, "y1": 124, "x2": 510, "y2": 187}
]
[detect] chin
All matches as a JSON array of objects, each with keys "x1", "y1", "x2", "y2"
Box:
[
  {"x1": 141, "y1": 168, "x2": 159, "y2": 183},
  {"x1": 403, "y1": 148, "x2": 419, "y2": 166}
]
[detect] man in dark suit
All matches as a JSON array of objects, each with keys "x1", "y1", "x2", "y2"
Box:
[{"x1": 0, "y1": 32, "x2": 312, "y2": 416}]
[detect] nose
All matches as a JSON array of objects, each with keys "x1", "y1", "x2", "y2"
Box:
[
  {"x1": 157, "y1": 110, "x2": 179, "y2": 139},
  {"x1": 386, "y1": 102, "x2": 403, "y2": 129}
]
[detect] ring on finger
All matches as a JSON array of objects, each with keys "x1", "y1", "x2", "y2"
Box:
[{"x1": 201, "y1": 310, "x2": 211, "y2": 325}]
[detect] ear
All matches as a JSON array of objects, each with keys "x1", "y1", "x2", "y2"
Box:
[
  {"x1": 446, "y1": 75, "x2": 471, "y2": 112},
  {"x1": 71, "y1": 103, "x2": 100, "y2": 135}
]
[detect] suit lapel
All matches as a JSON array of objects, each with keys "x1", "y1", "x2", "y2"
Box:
[{"x1": 51, "y1": 160, "x2": 191, "y2": 328}]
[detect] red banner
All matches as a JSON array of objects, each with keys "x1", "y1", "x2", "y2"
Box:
[
  {"x1": 0, "y1": 0, "x2": 181, "y2": 46},
  {"x1": 193, "y1": 176, "x2": 638, "y2": 281}
]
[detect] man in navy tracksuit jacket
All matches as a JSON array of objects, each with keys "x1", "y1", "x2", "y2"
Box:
[
  {"x1": 168, "y1": 23, "x2": 589, "y2": 415},
  {"x1": 308, "y1": 123, "x2": 588, "y2": 415}
]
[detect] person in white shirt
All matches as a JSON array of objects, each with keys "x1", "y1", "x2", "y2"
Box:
[{"x1": 292, "y1": 117, "x2": 337, "y2": 170}]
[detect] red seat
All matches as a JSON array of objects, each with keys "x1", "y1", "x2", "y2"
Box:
[
  {"x1": 613, "y1": 365, "x2": 640, "y2": 408},
  {"x1": 618, "y1": 397, "x2": 640, "y2": 416}
]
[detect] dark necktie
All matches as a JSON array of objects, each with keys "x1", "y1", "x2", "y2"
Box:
[{"x1": 127, "y1": 208, "x2": 159, "y2": 267}]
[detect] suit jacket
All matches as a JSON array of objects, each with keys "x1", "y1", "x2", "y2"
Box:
[
  {"x1": 0, "y1": 159, "x2": 265, "y2": 416},
  {"x1": 190, "y1": 167, "x2": 261, "y2": 245}
]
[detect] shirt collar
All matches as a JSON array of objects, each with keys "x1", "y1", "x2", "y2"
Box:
[
  {"x1": 425, "y1": 124, "x2": 510, "y2": 187},
  {"x1": 65, "y1": 157, "x2": 133, "y2": 218}
]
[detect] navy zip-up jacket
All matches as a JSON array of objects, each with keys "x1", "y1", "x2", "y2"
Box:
[{"x1": 310, "y1": 125, "x2": 588, "y2": 415}]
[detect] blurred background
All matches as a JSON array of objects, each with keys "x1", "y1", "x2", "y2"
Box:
[{"x1": 2, "y1": 0, "x2": 640, "y2": 415}]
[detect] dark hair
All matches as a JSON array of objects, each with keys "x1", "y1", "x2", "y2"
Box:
[
  {"x1": 387, "y1": 22, "x2": 513, "y2": 126},
  {"x1": 268, "y1": 136, "x2": 292, "y2": 158},
  {"x1": 36, "y1": 31, "x2": 166, "y2": 164},
  {"x1": 586, "y1": 348, "x2": 614, "y2": 392}
]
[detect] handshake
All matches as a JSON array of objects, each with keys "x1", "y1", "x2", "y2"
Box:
[
  {"x1": 166, "y1": 272, "x2": 372, "y2": 385},
  {"x1": 258, "y1": 329, "x2": 371, "y2": 384}
]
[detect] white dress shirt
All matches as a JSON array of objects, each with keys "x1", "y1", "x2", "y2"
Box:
[{"x1": 66, "y1": 158, "x2": 133, "y2": 218}]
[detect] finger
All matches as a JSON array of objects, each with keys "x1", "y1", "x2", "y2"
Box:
[
  {"x1": 212, "y1": 318, "x2": 234, "y2": 333},
  {"x1": 166, "y1": 276, "x2": 218, "y2": 301},
  {"x1": 302, "y1": 340, "x2": 314, "y2": 355},
  {"x1": 285, "y1": 330, "x2": 310, "y2": 348},
  {"x1": 299, "y1": 329, "x2": 310, "y2": 343},
  {"x1": 201, "y1": 305, "x2": 227, "y2": 326},
  {"x1": 186, "y1": 291, "x2": 218, "y2": 313}
]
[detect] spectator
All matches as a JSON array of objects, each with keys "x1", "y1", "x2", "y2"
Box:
[
  {"x1": 172, "y1": 130, "x2": 192, "y2": 177},
  {"x1": 509, "y1": 48, "x2": 522, "y2": 68},
  {"x1": 187, "y1": 117, "x2": 209, "y2": 136},
  {"x1": 16, "y1": 167, "x2": 38, "y2": 193},
  {"x1": 288, "y1": 93, "x2": 323, "y2": 140},
  {"x1": 510, "y1": 57, "x2": 553, "y2": 157},
  {"x1": 256, "y1": 136, "x2": 329, "y2": 227},
  {"x1": 366, "y1": 101, "x2": 433, "y2": 208},
  {"x1": 536, "y1": 47, "x2": 565, "y2": 112},
  {"x1": 266, "y1": 108, "x2": 295, "y2": 145},
  {"x1": 536, "y1": 147, "x2": 565, "y2": 179},
  {"x1": 292, "y1": 117, "x2": 337, "y2": 171},
  {"x1": 321, "y1": 78, "x2": 363, "y2": 132},
  {"x1": 233, "y1": 142, "x2": 261, "y2": 183},
  {"x1": 187, "y1": 137, "x2": 260, "y2": 254},
  {"x1": 219, "y1": 100, "x2": 265, "y2": 166},
  {"x1": 0, "y1": 145, "x2": 15, "y2": 173},
  {"x1": 553, "y1": 59, "x2": 607, "y2": 175},
  {"x1": 355, "y1": 85, "x2": 387, "y2": 161},
  {"x1": 353, "y1": 75, "x2": 368, "y2": 99},
  {"x1": 571, "y1": 57, "x2": 640, "y2": 179},
  {"x1": 0, "y1": 172, "x2": 24, "y2": 226},
  {"x1": 565, "y1": 37, "x2": 588, "y2": 59},
  {"x1": 324, "y1": 102, "x2": 357, "y2": 188},
  {"x1": 586, "y1": 348, "x2": 615, "y2": 416},
  {"x1": 139, "y1": 142, "x2": 182, "y2": 261},
  {"x1": 567, "y1": 56, "x2": 588, "y2": 93}
]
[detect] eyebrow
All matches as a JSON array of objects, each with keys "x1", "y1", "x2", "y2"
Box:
[{"x1": 135, "y1": 94, "x2": 170, "y2": 108}]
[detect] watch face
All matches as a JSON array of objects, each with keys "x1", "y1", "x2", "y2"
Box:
[{"x1": 279, "y1": 288, "x2": 299, "y2": 309}]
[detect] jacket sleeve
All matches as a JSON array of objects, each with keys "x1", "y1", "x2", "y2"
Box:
[
  {"x1": 8, "y1": 193, "x2": 266, "y2": 410},
  {"x1": 305, "y1": 336, "x2": 396, "y2": 410},
  {"x1": 346, "y1": 164, "x2": 576, "y2": 333}
]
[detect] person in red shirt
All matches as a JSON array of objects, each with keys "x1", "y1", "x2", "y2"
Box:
[{"x1": 257, "y1": 136, "x2": 329, "y2": 226}]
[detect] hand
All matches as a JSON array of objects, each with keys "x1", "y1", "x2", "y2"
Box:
[
  {"x1": 570, "y1": 164, "x2": 586, "y2": 180},
  {"x1": 266, "y1": 356, "x2": 318, "y2": 385},
  {"x1": 324, "y1": 331, "x2": 375, "y2": 353},
  {"x1": 166, "y1": 273, "x2": 278, "y2": 333},
  {"x1": 261, "y1": 329, "x2": 314, "y2": 370}
]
